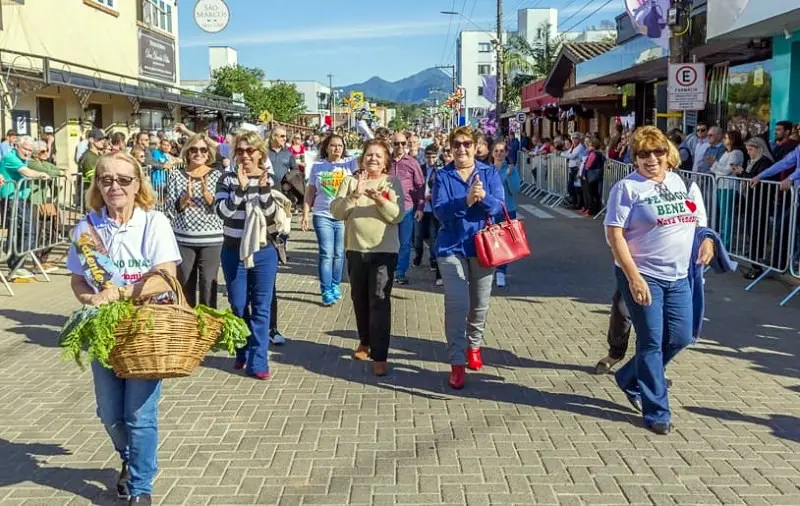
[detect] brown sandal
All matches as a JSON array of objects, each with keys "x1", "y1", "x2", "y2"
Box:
[
  {"x1": 353, "y1": 345, "x2": 370, "y2": 361},
  {"x1": 594, "y1": 356, "x2": 622, "y2": 375}
]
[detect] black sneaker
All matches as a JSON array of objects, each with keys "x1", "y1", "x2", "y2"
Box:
[
  {"x1": 646, "y1": 422, "x2": 672, "y2": 435},
  {"x1": 395, "y1": 276, "x2": 410, "y2": 286},
  {"x1": 412, "y1": 256, "x2": 422, "y2": 267},
  {"x1": 429, "y1": 260, "x2": 438, "y2": 272},
  {"x1": 117, "y1": 462, "x2": 130, "y2": 499},
  {"x1": 129, "y1": 494, "x2": 152, "y2": 505}
]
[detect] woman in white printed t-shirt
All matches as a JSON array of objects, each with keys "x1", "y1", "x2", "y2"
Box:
[
  {"x1": 604, "y1": 126, "x2": 714, "y2": 436},
  {"x1": 66, "y1": 151, "x2": 182, "y2": 504}
]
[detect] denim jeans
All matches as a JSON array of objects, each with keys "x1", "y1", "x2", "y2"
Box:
[
  {"x1": 495, "y1": 210, "x2": 517, "y2": 274},
  {"x1": 439, "y1": 255, "x2": 494, "y2": 365},
  {"x1": 5, "y1": 197, "x2": 33, "y2": 271},
  {"x1": 614, "y1": 268, "x2": 693, "y2": 426},
  {"x1": 221, "y1": 245, "x2": 278, "y2": 375},
  {"x1": 396, "y1": 211, "x2": 414, "y2": 277},
  {"x1": 313, "y1": 215, "x2": 345, "y2": 294},
  {"x1": 91, "y1": 361, "x2": 161, "y2": 497}
]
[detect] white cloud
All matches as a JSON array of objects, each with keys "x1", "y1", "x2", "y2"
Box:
[{"x1": 181, "y1": 18, "x2": 491, "y2": 48}]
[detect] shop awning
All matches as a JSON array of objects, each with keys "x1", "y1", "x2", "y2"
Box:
[
  {"x1": 521, "y1": 79, "x2": 557, "y2": 110},
  {"x1": 544, "y1": 42, "x2": 615, "y2": 97},
  {"x1": 559, "y1": 85, "x2": 619, "y2": 106},
  {"x1": 576, "y1": 36, "x2": 668, "y2": 86},
  {"x1": 0, "y1": 49, "x2": 248, "y2": 115},
  {"x1": 707, "y1": 0, "x2": 800, "y2": 40}
]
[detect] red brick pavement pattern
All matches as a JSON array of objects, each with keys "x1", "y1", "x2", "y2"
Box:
[{"x1": 0, "y1": 207, "x2": 799, "y2": 505}]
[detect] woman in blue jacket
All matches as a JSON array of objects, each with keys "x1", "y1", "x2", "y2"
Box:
[
  {"x1": 432, "y1": 126, "x2": 505, "y2": 390},
  {"x1": 490, "y1": 139, "x2": 521, "y2": 288}
]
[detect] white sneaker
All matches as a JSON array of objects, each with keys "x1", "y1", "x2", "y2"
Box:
[
  {"x1": 10, "y1": 268, "x2": 36, "y2": 280},
  {"x1": 269, "y1": 332, "x2": 287, "y2": 345},
  {"x1": 435, "y1": 278, "x2": 443, "y2": 287},
  {"x1": 496, "y1": 272, "x2": 507, "y2": 288}
]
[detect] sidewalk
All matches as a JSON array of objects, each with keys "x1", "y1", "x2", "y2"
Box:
[{"x1": 0, "y1": 201, "x2": 798, "y2": 505}]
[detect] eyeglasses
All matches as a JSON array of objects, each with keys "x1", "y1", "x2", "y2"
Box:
[
  {"x1": 277, "y1": 134, "x2": 287, "y2": 138},
  {"x1": 188, "y1": 146, "x2": 209, "y2": 155},
  {"x1": 99, "y1": 175, "x2": 138, "y2": 187},
  {"x1": 696, "y1": 128, "x2": 707, "y2": 133},
  {"x1": 393, "y1": 141, "x2": 407, "y2": 147},
  {"x1": 636, "y1": 148, "x2": 667, "y2": 159},
  {"x1": 236, "y1": 147, "x2": 258, "y2": 156},
  {"x1": 451, "y1": 140, "x2": 474, "y2": 150}
]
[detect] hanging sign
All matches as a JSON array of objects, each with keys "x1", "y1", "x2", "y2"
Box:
[
  {"x1": 667, "y1": 63, "x2": 706, "y2": 111},
  {"x1": 194, "y1": 0, "x2": 230, "y2": 33}
]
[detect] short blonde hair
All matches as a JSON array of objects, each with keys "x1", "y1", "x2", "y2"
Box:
[
  {"x1": 448, "y1": 126, "x2": 479, "y2": 147},
  {"x1": 86, "y1": 152, "x2": 155, "y2": 212},
  {"x1": 234, "y1": 130, "x2": 268, "y2": 164},
  {"x1": 180, "y1": 133, "x2": 217, "y2": 166},
  {"x1": 630, "y1": 126, "x2": 680, "y2": 169}
]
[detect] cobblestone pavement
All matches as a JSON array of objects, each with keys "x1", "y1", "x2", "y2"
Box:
[{"x1": 1, "y1": 201, "x2": 799, "y2": 506}]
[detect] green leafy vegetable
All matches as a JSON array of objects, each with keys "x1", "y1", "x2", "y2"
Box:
[{"x1": 59, "y1": 301, "x2": 250, "y2": 371}]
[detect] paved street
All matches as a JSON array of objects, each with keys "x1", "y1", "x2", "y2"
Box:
[{"x1": 1, "y1": 198, "x2": 800, "y2": 506}]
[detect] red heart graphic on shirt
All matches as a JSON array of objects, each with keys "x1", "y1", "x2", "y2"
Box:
[
  {"x1": 382, "y1": 191, "x2": 390, "y2": 200},
  {"x1": 685, "y1": 200, "x2": 697, "y2": 213}
]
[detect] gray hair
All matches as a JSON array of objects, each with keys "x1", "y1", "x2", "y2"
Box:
[
  {"x1": 708, "y1": 126, "x2": 722, "y2": 137},
  {"x1": 17, "y1": 135, "x2": 34, "y2": 148},
  {"x1": 31, "y1": 140, "x2": 48, "y2": 153},
  {"x1": 570, "y1": 132, "x2": 583, "y2": 141}
]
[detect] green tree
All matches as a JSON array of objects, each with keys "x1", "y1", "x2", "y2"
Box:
[
  {"x1": 206, "y1": 64, "x2": 269, "y2": 119},
  {"x1": 262, "y1": 81, "x2": 306, "y2": 123},
  {"x1": 503, "y1": 22, "x2": 564, "y2": 110},
  {"x1": 206, "y1": 65, "x2": 305, "y2": 122}
]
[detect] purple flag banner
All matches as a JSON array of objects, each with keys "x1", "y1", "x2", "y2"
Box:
[
  {"x1": 481, "y1": 75, "x2": 497, "y2": 104},
  {"x1": 625, "y1": 0, "x2": 670, "y2": 49}
]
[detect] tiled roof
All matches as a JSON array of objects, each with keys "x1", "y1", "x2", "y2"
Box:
[{"x1": 561, "y1": 42, "x2": 616, "y2": 63}]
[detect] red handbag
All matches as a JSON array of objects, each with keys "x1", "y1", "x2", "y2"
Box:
[{"x1": 474, "y1": 204, "x2": 531, "y2": 268}]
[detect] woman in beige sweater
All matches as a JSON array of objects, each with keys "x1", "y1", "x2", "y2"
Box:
[{"x1": 330, "y1": 139, "x2": 406, "y2": 376}]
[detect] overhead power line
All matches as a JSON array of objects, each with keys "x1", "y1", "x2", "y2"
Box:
[{"x1": 561, "y1": 0, "x2": 615, "y2": 33}]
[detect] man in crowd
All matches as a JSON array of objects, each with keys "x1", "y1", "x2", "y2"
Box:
[
  {"x1": 772, "y1": 120, "x2": 798, "y2": 170},
  {"x1": 389, "y1": 132, "x2": 425, "y2": 285},
  {"x1": 1, "y1": 130, "x2": 18, "y2": 159},
  {"x1": 0, "y1": 136, "x2": 49, "y2": 280},
  {"x1": 690, "y1": 122, "x2": 709, "y2": 172},
  {"x1": 77, "y1": 129, "x2": 106, "y2": 180},
  {"x1": 42, "y1": 126, "x2": 57, "y2": 163},
  {"x1": 695, "y1": 126, "x2": 724, "y2": 174}
]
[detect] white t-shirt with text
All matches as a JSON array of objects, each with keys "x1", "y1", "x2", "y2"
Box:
[
  {"x1": 604, "y1": 171, "x2": 707, "y2": 281},
  {"x1": 67, "y1": 207, "x2": 182, "y2": 288}
]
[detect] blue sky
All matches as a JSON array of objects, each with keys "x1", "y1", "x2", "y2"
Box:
[{"x1": 179, "y1": 0, "x2": 624, "y2": 86}]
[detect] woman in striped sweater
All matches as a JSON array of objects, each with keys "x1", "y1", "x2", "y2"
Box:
[
  {"x1": 166, "y1": 133, "x2": 223, "y2": 308},
  {"x1": 216, "y1": 130, "x2": 279, "y2": 380}
]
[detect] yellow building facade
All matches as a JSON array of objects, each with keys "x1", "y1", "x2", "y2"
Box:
[{"x1": 0, "y1": 0, "x2": 244, "y2": 171}]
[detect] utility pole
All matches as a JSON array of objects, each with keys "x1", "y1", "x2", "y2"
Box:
[
  {"x1": 327, "y1": 73, "x2": 334, "y2": 129},
  {"x1": 435, "y1": 64, "x2": 457, "y2": 129},
  {"x1": 495, "y1": 0, "x2": 504, "y2": 122},
  {"x1": 667, "y1": 0, "x2": 692, "y2": 131}
]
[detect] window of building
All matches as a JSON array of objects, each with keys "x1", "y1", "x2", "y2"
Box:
[
  {"x1": 93, "y1": 0, "x2": 116, "y2": 9},
  {"x1": 477, "y1": 64, "x2": 491, "y2": 75},
  {"x1": 141, "y1": 0, "x2": 174, "y2": 34},
  {"x1": 478, "y1": 86, "x2": 485, "y2": 96},
  {"x1": 478, "y1": 42, "x2": 492, "y2": 53},
  {"x1": 85, "y1": 0, "x2": 119, "y2": 15},
  {"x1": 725, "y1": 61, "x2": 773, "y2": 139}
]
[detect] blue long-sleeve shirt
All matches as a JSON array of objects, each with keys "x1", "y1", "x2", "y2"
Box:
[
  {"x1": 756, "y1": 145, "x2": 800, "y2": 185},
  {"x1": 562, "y1": 144, "x2": 586, "y2": 168},
  {"x1": 433, "y1": 161, "x2": 505, "y2": 258}
]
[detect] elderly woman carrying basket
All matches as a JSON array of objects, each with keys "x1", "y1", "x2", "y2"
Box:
[{"x1": 66, "y1": 152, "x2": 182, "y2": 505}]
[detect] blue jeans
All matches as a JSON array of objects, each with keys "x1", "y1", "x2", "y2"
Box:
[
  {"x1": 396, "y1": 211, "x2": 414, "y2": 277},
  {"x1": 614, "y1": 267, "x2": 693, "y2": 426},
  {"x1": 313, "y1": 215, "x2": 345, "y2": 294},
  {"x1": 495, "y1": 209, "x2": 517, "y2": 274},
  {"x1": 221, "y1": 245, "x2": 278, "y2": 375},
  {"x1": 91, "y1": 361, "x2": 161, "y2": 497}
]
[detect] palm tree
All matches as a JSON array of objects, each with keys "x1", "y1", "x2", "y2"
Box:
[{"x1": 503, "y1": 22, "x2": 564, "y2": 110}]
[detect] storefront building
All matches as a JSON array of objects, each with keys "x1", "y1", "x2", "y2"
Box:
[
  {"x1": 0, "y1": 0, "x2": 246, "y2": 171},
  {"x1": 706, "y1": 0, "x2": 800, "y2": 138}
]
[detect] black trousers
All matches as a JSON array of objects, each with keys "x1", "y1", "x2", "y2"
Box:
[
  {"x1": 582, "y1": 178, "x2": 602, "y2": 215},
  {"x1": 607, "y1": 288, "x2": 632, "y2": 359},
  {"x1": 414, "y1": 212, "x2": 439, "y2": 264},
  {"x1": 177, "y1": 244, "x2": 222, "y2": 308},
  {"x1": 346, "y1": 251, "x2": 397, "y2": 362}
]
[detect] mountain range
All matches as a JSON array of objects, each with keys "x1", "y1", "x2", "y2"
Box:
[{"x1": 341, "y1": 68, "x2": 454, "y2": 104}]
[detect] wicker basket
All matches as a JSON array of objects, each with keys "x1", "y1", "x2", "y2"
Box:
[{"x1": 109, "y1": 270, "x2": 223, "y2": 379}]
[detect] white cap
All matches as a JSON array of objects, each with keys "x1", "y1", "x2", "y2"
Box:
[
  {"x1": 44, "y1": 126, "x2": 54, "y2": 134},
  {"x1": 238, "y1": 122, "x2": 259, "y2": 133}
]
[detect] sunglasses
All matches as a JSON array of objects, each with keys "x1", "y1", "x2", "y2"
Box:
[
  {"x1": 236, "y1": 147, "x2": 258, "y2": 156},
  {"x1": 636, "y1": 148, "x2": 667, "y2": 159},
  {"x1": 393, "y1": 141, "x2": 407, "y2": 147},
  {"x1": 451, "y1": 140, "x2": 474, "y2": 150},
  {"x1": 99, "y1": 175, "x2": 138, "y2": 187},
  {"x1": 188, "y1": 146, "x2": 209, "y2": 155},
  {"x1": 696, "y1": 128, "x2": 707, "y2": 133}
]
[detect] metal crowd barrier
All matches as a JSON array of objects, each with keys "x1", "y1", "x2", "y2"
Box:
[
  {"x1": 1, "y1": 181, "x2": 17, "y2": 295},
  {"x1": 595, "y1": 159, "x2": 635, "y2": 219},
  {"x1": 786, "y1": 190, "x2": 800, "y2": 306},
  {"x1": 677, "y1": 170, "x2": 718, "y2": 228},
  {"x1": 1, "y1": 174, "x2": 86, "y2": 294},
  {"x1": 543, "y1": 155, "x2": 569, "y2": 207}
]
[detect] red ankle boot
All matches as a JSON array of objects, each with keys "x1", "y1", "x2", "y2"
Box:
[
  {"x1": 467, "y1": 348, "x2": 483, "y2": 370},
  {"x1": 449, "y1": 365, "x2": 466, "y2": 389}
]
